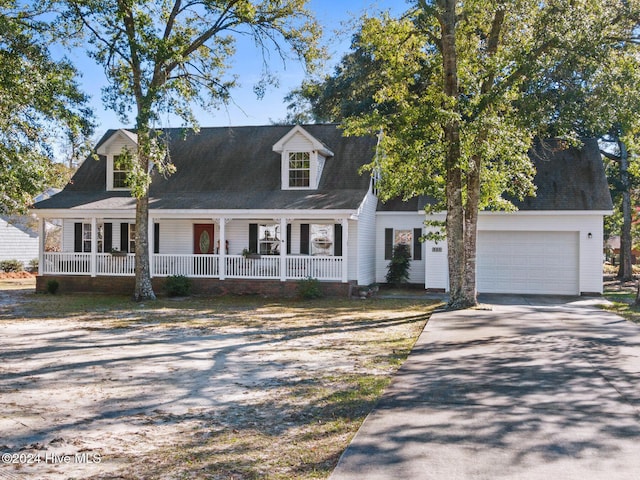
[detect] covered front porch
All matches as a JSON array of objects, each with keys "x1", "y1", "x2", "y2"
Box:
[
  {"x1": 36, "y1": 214, "x2": 351, "y2": 283},
  {"x1": 41, "y1": 251, "x2": 344, "y2": 281}
]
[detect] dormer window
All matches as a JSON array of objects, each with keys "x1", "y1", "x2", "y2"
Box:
[
  {"x1": 288, "y1": 152, "x2": 310, "y2": 187},
  {"x1": 96, "y1": 129, "x2": 138, "y2": 192},
  {"x1": 273, "y1": 126, "x2": 334, "y2": 191},
  {"x1": 112, "y1": 155, "x2": 130, "y2": 189}
]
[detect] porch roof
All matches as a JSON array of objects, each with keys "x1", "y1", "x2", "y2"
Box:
[
  {"x1": 33, "y1": 124, "x2": 377, "y2": 212},
  {"x1": 34, "y1": 189, "x2": 369, "y2": 212}
]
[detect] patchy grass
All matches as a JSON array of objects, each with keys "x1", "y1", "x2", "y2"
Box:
[
  {"x1": 601, "y1": 278, "x2": 640, "y2": 324},
  {"x1": 603, "y1": 291, "x2": 640, "y2": 324},
  {"x1": 0, "y1": 286, "x2": 440, "y2": 480}
]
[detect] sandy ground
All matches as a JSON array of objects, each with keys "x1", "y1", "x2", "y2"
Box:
[{"x1": 0, "y1": 284, "x2": 428, "y2": 479}]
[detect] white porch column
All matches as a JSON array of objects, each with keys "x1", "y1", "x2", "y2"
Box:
[
  {"x1": 38, "y1": 217, "x2": 44, "y2": 276},
  {"x1": 90, "y1": 217, "x2": 97, "y2": 277},
  {"x1": 341, "y1": 218, "x2": 349, "y2": 283},
  {"x1": 219, "y1": 217, "x2": 226, "y2": 280},
  {"x1": 279, "y1": 217, "x2": 287, "y2": 282},
  {"x1": 148, "y1": 216, "x2": 154, "y2": 277}
]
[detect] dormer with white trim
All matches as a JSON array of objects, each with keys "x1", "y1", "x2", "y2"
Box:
[
  {"x1": 273, "y1": 125, "x2": 334, "y2": 190},
  {"x1": 96, "y1": 129, "x2": 138, "y2": 191}
]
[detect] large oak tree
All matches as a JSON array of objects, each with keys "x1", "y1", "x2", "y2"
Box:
[{"x1": 291, "y1": 0, "x2": 640, "y2": 308}]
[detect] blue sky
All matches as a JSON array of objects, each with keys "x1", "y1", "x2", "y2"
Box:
[{"x1": 70, "y1": 0, "x2": 408, "y2": 138}]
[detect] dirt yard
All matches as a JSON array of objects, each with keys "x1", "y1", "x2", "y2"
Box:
[{"x1": 0, "y1": 280, "x2": 437, "y2": 479}]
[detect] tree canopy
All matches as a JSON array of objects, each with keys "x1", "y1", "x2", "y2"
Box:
[
  {"x1": 57, "y1": 0, "x2": 322, "y2": 300},
  {"x1": 288, "y1": 0, "x2": 640, "y2": 308},
  {"x1": 0, "y1": 0, "x2": 92, "y2": 214}
]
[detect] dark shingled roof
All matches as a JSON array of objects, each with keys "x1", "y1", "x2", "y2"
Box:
[
  {"x1": 35, "y1": 127, "x2": 612, "y2": 213},
  {"x1": 377, "y1": 138, "x2": 613, "y2": 212},
  {"x1": 34, "y1": 124, "x2": 378, "y2": 212}
]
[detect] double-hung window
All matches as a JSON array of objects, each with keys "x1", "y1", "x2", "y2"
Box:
[
  {"x1": 310, "y1": 224, "x2": 333, "y2": 256},
  {"x1": 384, "y1": 228, "x2": 423, "y2": 261},
  {"x1": 112, "y1": 155, "x2": 130, "y2": 189},
  {"x1": 82, "y1": 223, "x2": 104, "y2": 253},
  {"x1": 288, "y1": 152, "x2": 310, "y2": 187},
  {"x1": 258, "y1": 224, "x2": 280, "y2": 255}
]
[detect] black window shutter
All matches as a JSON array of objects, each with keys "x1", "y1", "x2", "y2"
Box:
[
  {"x1": 154, "y1": 223, "x2": 160, "y2": 254},
  {"x1": 300, "y1": 224, "x2": 310, "y2": 254},
  {"x1": 286, "y1": 224, "x2": 292, "y2": 255},
  {"x1": 120, "y1": 223, "x2": 129, "y2": 252},
  {"x1": 384, "y1": 228, "x2": 393, "y2": 260},
  {"x1": 104, "y1": 223, "x2": 112, "y2": 253},
  {"x1": 74, "y1": 223, "x2": 82, "y2": 252},
  {"x1": 334, "y1": 224, "x2": 343, "y2": 256},
  {"x1": 249, "y1": 223, "x2": 258, "y2": 253},
  {"x1": 413, "y1": 228, "x2": 422, "y2": 260}
]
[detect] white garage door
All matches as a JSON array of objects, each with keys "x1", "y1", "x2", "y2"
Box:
[{"x1": 477, "y1": 231, "x2": 579, "y2": 295}]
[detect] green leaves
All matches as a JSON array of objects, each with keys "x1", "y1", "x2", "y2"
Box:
[
  {"x1": 60, "y1": 0, "x2": 321, "y2": 128},
  {"x1": 302, "y1": 0, "x2": 640, "y2": 213},
  {"x1": 0, "y1": 0, "x2": 93, "y2": 213}
]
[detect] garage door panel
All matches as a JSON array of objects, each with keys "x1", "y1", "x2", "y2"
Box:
[{"x1": 477, "y1": 231, "x2": 579, "y2": 295}]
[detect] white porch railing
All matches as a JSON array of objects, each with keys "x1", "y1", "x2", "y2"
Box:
[
  {"x1": 97, "y1": 253, "x2": 135, "y2": 276},
  {"x1": 43, "y1": 252, "x2": 91, "y2": 275},
  {"x1": 226, "y1": 255, "x2": 280, "y2": 279},
  {"x1": 286, "y1": 255, "x2": 342, "y2": 280},
  {"x1": 153, "y1": 254, "x2": 219, "y2": 277},
  {"x1": 42, "y1": 253, "x2": 343, "y2": 281}
]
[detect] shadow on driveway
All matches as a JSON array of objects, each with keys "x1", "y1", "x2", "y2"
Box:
[{"x1": 331, "y1": 297, "x2": 640, "y2": 480}]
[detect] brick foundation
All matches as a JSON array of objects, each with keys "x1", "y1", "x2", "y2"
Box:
[{"x1": 36, "y1": 275, "x2": 352, "y2": 298}]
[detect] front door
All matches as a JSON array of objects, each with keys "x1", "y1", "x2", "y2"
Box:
[{"x1": 194, "y1": 224, "x2": 215, "y2": 254}]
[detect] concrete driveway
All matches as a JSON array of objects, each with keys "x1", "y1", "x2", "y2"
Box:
[{"x1": 330, "y1": 296, "x2": 640, "y2": 480}]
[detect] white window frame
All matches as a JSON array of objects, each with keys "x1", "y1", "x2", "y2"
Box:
[
  {"x1": 310, "y1": 224, "x2": 334, "y2": 256},
  {"x1": 113, "y1": 155, "x2": 130, "y2": 190},
  {"x1": 82, "y1": 223, "x2": 104, "y2": 253},
  {"x1": 258, "y1": 224, "x2": 280, "y2": 255},
  {"x1": 394, "y1": 229, "x2": 413, "y2": 257},
  {"x1": 128, "y1": 223, "x2": 136, "y2": 253},
  {"x1": 288, "y1": 151, "x2": 311, "y2": 188},
  {"x1": 107, "y1": 154, "x2": 131, "y2": 191}
]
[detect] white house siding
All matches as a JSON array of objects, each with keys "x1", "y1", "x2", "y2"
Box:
[
  {"x1": 62, "y1": 219, "x2": 73, "y2": 252},
  {"x1": 355, "y1": 191, "x2": 378, "y2": 285},
  {"x1": 159, "y1": 219, "x2": 193, "y2": 254},
  {"x1": 375, "y1": 212, "x2": 427, "y2": 285},
  {"x1": 103, "y1": 136, "x2": 134, "y2": 156},
  {"x1": 424, "y1": 213, "x2": 448, "y2": 290},
  {"x1": 347, "y1": 219, "x2": 358, "y2": 282},
  {"x1": 284, "y1": 131, "x2": 314, "y2": 151},
  {"x1": 0, "y1": 217, "x2": 38, "y2": 266}
]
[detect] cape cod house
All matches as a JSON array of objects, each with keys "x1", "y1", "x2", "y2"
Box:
[{"x1": 31, "y1": 124, "x2": 612, "y2": 296}]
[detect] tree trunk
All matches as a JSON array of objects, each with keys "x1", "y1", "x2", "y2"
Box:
[
  {"x1": 133, "y1": 194, "x2": 156, "y2": 301},
  {"x1": 437, "y1": 0, "x2": 467, "y2": 309},
  {"x1": 460, "y1": 154, "x2": 481, "y2": 307},
  {"x1": 132, "y1": 126, "x2": 156, "y2": 302},
  {"x1": 446, "y1": 148, "x2": 464, "y2": 306},
  {"x1": 618, "y1": 140, "x2": 634, "y2": 283}
]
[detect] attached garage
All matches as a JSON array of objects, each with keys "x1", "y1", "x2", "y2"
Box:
[
  {"x1": 380, "y1": 138, "x2": 613, "y2": 296},
  {"x1": 476, "y1": 231, "x2": 579, "y2": 295}
]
